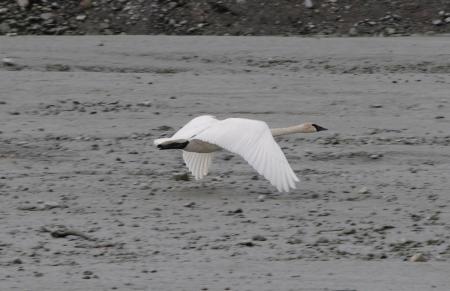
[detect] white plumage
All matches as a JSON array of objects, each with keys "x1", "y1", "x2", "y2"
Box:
[{"x1": 154, "y1": 115, "x2": 302, "y2": 192}]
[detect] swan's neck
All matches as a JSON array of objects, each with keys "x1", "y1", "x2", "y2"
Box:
[{"x1": 271, "y1": 124, "x2": 310, "y2": 137}]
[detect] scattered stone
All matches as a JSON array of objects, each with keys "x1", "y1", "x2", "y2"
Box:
[
  {"x1": 40, "y1": 13, "x2": 54, "y2": 20},
  {"x1": 252, "y1": 235, "x2": 267, "y2": 241},
  {"x1": 2, "y1": 58, "x2": 16, "y2": 66},
  {"x1": 76, "y1": 15, "x2": 87, "y2": 21},
  {"x1": 238, "y1": 239, "x2": 255, "y2": 247},
  {"x1": 432, "y1": 19, "x2": 443, "y2": 26},
  {"x1": 137, "y1": 101, "x2": 152, "y2": 107},
  {"x1": 16, "y1": 0, "x2": 29, "y2": 10},
  {"x1": 11, "y1": 258, "x2": 22, "y2": 264},
  {"x1": 17, "y1": 201, "x2": 66, "y2": 211},
  {"x1": 172, "y1": 173, "x2": 190, "y2": 181},
  {"x1": 358, "y1": 187, "x2": 370, "y2": 194},
  {"x1": 228, "y1": 208, "x2": 243, "y2": 214},
  {"x1": 385, "y1": 27, "x2": 396, "y2": 35},
  {"x1": 257, "y1": 194, "x2": 266, "y2": 202},
  {"x1": 40, "y1": 225, "x2": 96, "y2": 241},
  {"x1": 304, "y1": 0, "x2": 314, "y2": 9},
  {"x1": 410, "y1": 253, "x2": 427, "y2": 262},
  {"x1": 286, "y1": 238, "x2": 303, "y2": 244},
  {"x1": 184, "y1": 201, "x2": 196, "y2": 208},
  {"x1": 157, "y1": 125, "x2": 173, "y2": 131},
  {"x1": 348, "y1": 27, "x2": 358, "y2": 36},
  {"x1": 369, "y1": 154, "x2": 382, "y2": 160}
]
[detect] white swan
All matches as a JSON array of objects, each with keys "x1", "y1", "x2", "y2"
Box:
[{"x1": 154, "y1": 115, "x2": 327, "y2": 192}]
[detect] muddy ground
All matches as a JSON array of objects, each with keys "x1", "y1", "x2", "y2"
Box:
[{"x1": 0, "y1": 36, "x2": 450, "y2": 290}]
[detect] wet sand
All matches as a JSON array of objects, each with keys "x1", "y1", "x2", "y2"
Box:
[{"x1": 0, "y1": 36, "x2": 449, "y2": 290}]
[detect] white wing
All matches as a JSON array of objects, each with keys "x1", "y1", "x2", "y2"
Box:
[
  {"x1": 183, "y1": 151, "x2": 213, "y2": 180},
  {"x1": 172, "y1": 115, "x2": 219, "y2": 139},
  {"x1": 195, "y1": 118, "x2": 299, "y2": 192},
  {"x1": 154, "y1": 115, "x2": 218, "y2": 146}
]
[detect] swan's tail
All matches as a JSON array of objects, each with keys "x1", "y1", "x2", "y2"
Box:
[{"x1": 154, "y1": 138, "x2": 189, "y2": 150}]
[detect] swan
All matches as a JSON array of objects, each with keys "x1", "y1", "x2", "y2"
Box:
[{"x1": 154, "y1": 115, "x2": 327, "y2": 192}]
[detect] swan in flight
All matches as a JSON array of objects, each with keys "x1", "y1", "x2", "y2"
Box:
[{"x1": 154, "y1": 115, "x2": 327, "y2": 192}]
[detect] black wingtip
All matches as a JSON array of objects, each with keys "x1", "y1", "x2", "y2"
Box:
[{"x1": 312, "y1": 124, "x2": 328, "y2": 132}]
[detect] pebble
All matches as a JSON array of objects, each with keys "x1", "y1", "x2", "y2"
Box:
[
  {"x1": 76, "y1": 15, "x2": 87, "y2": 21},
  {"x1": 257, "y1": 194, "x2": 266, "y2": 202},
  {"x1": 2, "y1": 58, "x2": 16, "y2": 66},
  {"x1": 369, "y1": 154, "x2": 382, "y2": 160},
  {"x1": 304, "y1": 0, "x2": 314, "y2": 9},
  {"x1": 358, "y1": 187, "x2": 370, "y2": 194},
  {"x1": 410, "y1": 253, "x2": 427, "y2": 262},
  {"x1": 252, "y1": 235, "x2": 267, "y2": 241},
  {"x1": 184, "y1": 201, "x2": 196, "y2": 208},
  {"x1": 11, "y1": 258, "x2": 22, "y2": 264},
  {"x1": 238, "y1": 239, "x2": 255, "y2": 247},
  {"x1": 348, "y1": 27, "x2": 358, "y2": 36}
]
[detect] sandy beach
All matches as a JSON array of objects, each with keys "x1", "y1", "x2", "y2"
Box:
[{"x1": 0, "y1": 36, "x2": 449, "y2": 290}]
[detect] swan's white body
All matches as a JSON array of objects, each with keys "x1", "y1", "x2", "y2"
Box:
[{"x1": 154, "y1": 115, "x2": 302, "y2": 192}]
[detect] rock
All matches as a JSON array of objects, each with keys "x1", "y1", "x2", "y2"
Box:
[
  {"x1": 184, "y1": 201, "x2": 196, "y2": 208},
  {"x1": 238, "y1": 239, "x2": 255, "y2": 247},
  {"x1": 0, "y1": 8, "x2": 8, "y2": 14},
  {"x1": 172, "y1": 173, "x2": 190, "y2": 181},
  {"x1": 410, "y1": 253, "x2": 427, "y2": 262},
  {"x1": 16, "y1": 0, "x2": 29, "y2": 10},
  {"x1": 257, "y1": 194, "x2": 266, "y2": 202},
  {"x1": 358, "y1": 187, "x2": 370, "y2": 194},
  {"x1": 385, "y1": 27, "x2": 396, "y2": 35},
  {"x1": 157, "y1": 125, "x2": 173, "y2": 131},
  {"x1": 76, "y1": 15, "x2": 87, "y2": 21},
  {"x1": 369, "y1": 104, "x2": 383, "y2": 108},
  {"x1": 304, "y1": 0, "x2": 314, "y2": 9},
  {"x1": 445, "y1": 17, "x2": 450, "y2": 23},
  {"x1": 40, "y1": 13, "x2": 54, "y2": 20},
  {"x1": 11, "y1": 258, "x2": 23, "y2": 264},
  {"x1": 432, "y1": 19, "x2": 443, "y2": 26},
  {"x1": 137, "y1": 101, "x2": 152, "y2": 107},
  {"x1": 286, "y1": 238, "x2": 303, "y2": 244},
  {"x1": 252, "y1": 235, "x2": 267, "y2": 241},
  {"x1": 41, "y1": 201, "x2": 62, "y2": 210},
  {"x1": 2, "y1": 58, "x2": 16, "y2": 66},
  {"x1": 369, "y1": 154, "x2": 382, "y2": 159},
  {"x1": 0, "y1": 23, "x2": 10, "y2": 34},
  {"x1": 80, "y1": 0, "x2": 92, "y2": 9},
  {"x1": 348, "y1": 27, "x2": 358, "y2": 36},
  {"x1": 229, "y1": 208, "x2": 243, "y2": 214}
]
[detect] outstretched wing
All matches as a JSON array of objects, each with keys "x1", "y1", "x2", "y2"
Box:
[
  {"x1": 172, "y1": 115, "x2": 219, "y2": 139},
  {"x1": 182, "y1": 151, "x2": 213, "y2": 180},
  {"x1": 195, "y1": 118, "x2": 299, "y2": 192}
]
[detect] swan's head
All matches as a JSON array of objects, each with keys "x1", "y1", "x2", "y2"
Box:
[{"x1": 301, "y1": 123, "x2": 328, "y2": 133}]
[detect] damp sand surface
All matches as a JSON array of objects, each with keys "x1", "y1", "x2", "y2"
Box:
[{"x1": 0, "y1": 36, "x2": 450, "y2": 291}]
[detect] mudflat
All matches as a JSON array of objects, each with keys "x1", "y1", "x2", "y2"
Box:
[{"x1": 0, "y1": 36, "x2": 449, "y2": 291}]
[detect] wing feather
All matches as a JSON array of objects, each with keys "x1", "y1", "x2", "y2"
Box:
[
  {"x1": 183, "y1": 151, "x2": 213, "y2": 180},
  {"x1": 195, "y1": 118, "x2": 299, "y2": 192},
  {"x1": 172, "y1": 115, "x2": 218, "y2": 139}
]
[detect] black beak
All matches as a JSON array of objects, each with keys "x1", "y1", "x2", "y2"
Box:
[{"x1": 312, "y1": 124, "x2": 328, "y2": 132}]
